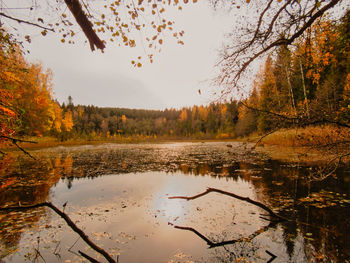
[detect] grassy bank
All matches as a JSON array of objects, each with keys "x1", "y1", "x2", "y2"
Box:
[
  {"x1": 246, "y1": 125, "x2": 350, "y2": 163},
  {"x1": 0, "y1": 135, "x2": 238, "y2": 152},
  {"x1": 248, "y1": 125, "x2": 349, "y2": 147}
]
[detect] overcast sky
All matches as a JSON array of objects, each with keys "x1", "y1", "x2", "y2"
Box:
[{"x1": 16, "y1": 2, "x2": 234, "y2": 110}]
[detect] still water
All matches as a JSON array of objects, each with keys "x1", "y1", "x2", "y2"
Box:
[{"x1": 0, "y1": 142, "x2": 349, "y2": 262}]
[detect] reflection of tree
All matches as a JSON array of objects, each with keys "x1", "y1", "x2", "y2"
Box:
[
  {"x1": 251, "y1": 160, "x2": 350, "y2": 262},
  {"x1": 0, "y1": 155, "x2": 62, "y2": 259}
]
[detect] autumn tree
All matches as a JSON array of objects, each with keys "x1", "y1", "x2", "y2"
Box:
[
  {"x1": 0, "y1": 29, "x2": 70, "y2": 147},
  {"x1": 0, "y1": 29, "x2": 19, "y2": 144}
]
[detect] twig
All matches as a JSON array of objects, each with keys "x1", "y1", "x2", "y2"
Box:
[
  {"x1": 0, "y1": 12, "x2": 54, "y2": 31},
  {"x1": 252, "y1": 128, "x2": 280, "y2": 149},
  {"x1": 53, "y1": 241, "x2": 61, "y2": 260},
  {"x1": 68, "y1": 236, "x2": 80, "y2": 252},
  {"x1": 169, "y1": 187, "x2": 286, "y2": 221},
  {"x1": 266, "y1": 250, "x2": 277, "y2": 263},
  {"x1": 0, "y1": 202, "x2": 116, "y2": 263}
]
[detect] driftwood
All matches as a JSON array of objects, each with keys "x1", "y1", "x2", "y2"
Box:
[
  {"x1": 0, "y1": 202, "x2": 116, "y2": 263},
  {"x1": 169, "y1": 187, "x2": 286, "y2": 221}
]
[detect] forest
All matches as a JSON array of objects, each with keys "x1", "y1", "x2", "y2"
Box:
[{"x1": 1, "y1": 11, "x2": 349, "y2": 145}]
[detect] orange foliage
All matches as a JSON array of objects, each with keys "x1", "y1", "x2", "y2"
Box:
[
  {"x1": 301, "y1": 19, "x2": 339, "y2": 85},
  {"x1": 0, "y1": 30, "x2": 70, "y2": 141}
]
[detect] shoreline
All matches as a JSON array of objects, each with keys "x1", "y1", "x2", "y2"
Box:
[{"x1": 1, "y1": 135, "x2": 349, "y2": 165}]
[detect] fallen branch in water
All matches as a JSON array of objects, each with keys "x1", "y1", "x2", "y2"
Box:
[
  {"x1": 78, "y1": 250, "x2": 100, "y2": 263},
  {"x1": 0, "y1": 202, "x2": 116, "y2": 263},
  {"x1": 0, "y1": 135, "x2": 37, "y2": 159},
  {"x1": 170, "y1": 222, "x2": 276, "y2": 248},
  {"x1": 169, "y1": 187, "x2": 286, "y2": 221}
]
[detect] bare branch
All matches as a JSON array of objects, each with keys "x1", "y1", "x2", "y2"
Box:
[
  {"x1": 252, "y1": 128, "x2": 280, "y2": 149},
  {"x1": 263, "y1": 0, "x2": 293, "y2": 42},
  {"x1": 240, "y1": 102, "x2": 350, "y2": 128},
  {"x1": 0, "y1": 12, "x2": 54, "y2": 32}
]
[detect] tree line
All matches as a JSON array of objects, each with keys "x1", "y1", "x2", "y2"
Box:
[{"x1": 57, "y1": 100, "x2": 240, "y2": 140}]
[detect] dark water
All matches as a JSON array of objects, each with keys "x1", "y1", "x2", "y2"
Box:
[{"x1": 0, "y1": 142, "x2": 349, "y2": 262}]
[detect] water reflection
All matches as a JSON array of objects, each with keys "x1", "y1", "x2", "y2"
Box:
[{"x1": 0, "y1": 142, "x2": 349, "y2": 262}]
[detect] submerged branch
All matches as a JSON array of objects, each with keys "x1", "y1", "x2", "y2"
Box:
[
  {"x1": 169, "y1": 187, "x2": 286, "y2": 221},
  {"x1": 78, "y1": 251, "x2": 100, "y2": 263},
  {"x1": 310, "y1": 151, "x2": 350, "y2": 182},
  {"x1": 0, "y1": 202, "x2": 116, "y2": 263}
]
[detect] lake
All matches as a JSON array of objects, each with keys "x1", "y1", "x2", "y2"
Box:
[{"x1": 0, "y1": 142, "x2": 349, "y2": 262}]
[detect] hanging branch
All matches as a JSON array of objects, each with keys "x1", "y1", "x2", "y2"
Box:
[
  {"x1": 0, "y1": 135, "x2": 37, "y2": 159},
  {"x1": 0, "y1": 202, "x2": 116, "y2": 263},
  {"x1": 64, "y1": 0, "x2": 105, "y2": 51},
  {"x1": 169, "y1": 187, "x2": 286, "y2": 221}
]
